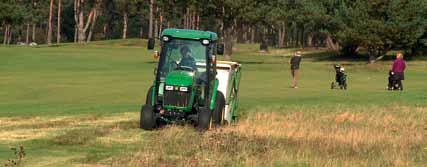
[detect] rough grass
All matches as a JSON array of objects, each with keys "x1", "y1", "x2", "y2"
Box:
[
  {"x1": 107, "y1": 106, "x2": 426, "y2": 167},
  {"x1": 0, "y1": 40, "x2": 426, "y2": 166},
  {"x1": 4, "y1": 107, "x2": 422, "y2": 166}
]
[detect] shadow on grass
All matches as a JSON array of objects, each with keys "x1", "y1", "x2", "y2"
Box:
[
  {"x1": 293, "y1": 51, "x2": 424, "y2": 62},
  {"x1": 145, "y1": 61, "x2": 158, "y2": 64},
  {"x1": 302, "y1": 51, "x2": 369, "y2": 62},
  {"x1": 237, "y1": 61, "x2": 283, "y2": 65},
  {"x1": 144, "y1": 49, "x2": 423, "y2": 66}
]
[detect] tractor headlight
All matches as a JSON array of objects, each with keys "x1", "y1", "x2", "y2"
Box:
[
  {"x1": 202, "y1": 39, "x2": 210, "y2": 45},
  {"x1": 179, "y1": 87, "x2": 189, "y2": 92},
  {"x1": 165, "y1": 85, "x2": 173, "y2": 91},
  {"x1": 162, "y1": 36, "x2": 170, "y2": 42}
]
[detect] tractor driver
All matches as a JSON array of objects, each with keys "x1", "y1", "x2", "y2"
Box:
[{"x1": 179, "y1": 46, "x2": 197, "y2": 71}]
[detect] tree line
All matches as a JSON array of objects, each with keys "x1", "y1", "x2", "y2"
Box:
[{"x1": 0, "y1": 0, "x2": 426, "y2": 61}]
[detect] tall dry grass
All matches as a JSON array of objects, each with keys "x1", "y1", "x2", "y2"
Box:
[
  {"x1": 1, "y1": 106, "x2": 425, "y2": 166},
  {"x1": 111, "y1": 105, "x2": 427, "y2": 167}
]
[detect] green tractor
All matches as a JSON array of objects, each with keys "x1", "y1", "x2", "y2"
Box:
[{"x1": 141, "y1": 28, "x2": 242, "y2": 130}]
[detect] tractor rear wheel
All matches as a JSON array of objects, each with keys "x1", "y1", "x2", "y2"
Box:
[
  {"x1": 212, "y1": 91, "x2": 225, "y2": 126},
  {"x1": 197, "y1": 108, "x2": 213, "y2": 131}
]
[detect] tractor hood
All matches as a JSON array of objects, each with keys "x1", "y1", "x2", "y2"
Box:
[{"x1": 165, "y1": 70, "x2": 194, "y2": 86}]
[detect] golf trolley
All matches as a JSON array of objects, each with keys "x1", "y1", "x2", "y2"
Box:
[
  {"x1": 331, "y1": 64, "x2": 347, "y2": 90},
  {"x1": 387, "y1": 71, "x2": 402, "y2": 91}
]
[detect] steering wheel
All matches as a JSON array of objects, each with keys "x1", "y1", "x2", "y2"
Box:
[{"x1": 175, "y1": 65, "x2": 195, "y2": 72}]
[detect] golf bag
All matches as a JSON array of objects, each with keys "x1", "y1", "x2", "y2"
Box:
[
  {"x1": 331, "y1": 65, "x2": 347, "y2": 90},
  {"x1": 387, "y1": 71, "x2": 402, "y2": 90}
]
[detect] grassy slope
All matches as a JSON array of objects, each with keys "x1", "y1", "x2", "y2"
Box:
[{"x1": 0, "y1": 40, "x2": 426, "y2": 166}]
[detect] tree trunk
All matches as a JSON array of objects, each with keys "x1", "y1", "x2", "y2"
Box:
[
  {"x1": 233, "y1": 21, "x2": 238, "y2": 43},
  {"x1": 192, "y1": 11, "x2": 196, "y2": 29},
  {"x1": 223, "y1": 27, "x2": 234, "y2": 60},
  {"x1": 7, "y1": 26, "x2": 12, "y2": 45},
  {"x1": 159, "y1": 14, "x2": 163, "y2": 36},
  {"x1": 3, "y1": 24, "x2": 8, "y2": 45},
  {"x1": 187, "y1": 8, "x2": 191, "y2": 29},
  {"x1": 18, "y1": 25, "x2": 24, "y2": 43},
  {"x1": 139, "y1": 26, "x2": 143, "y2": 38},
  {"x1": 307, "y1": 33, "x2": 313, "y2": 47},
  {"x1": 189, "y1": 9, "x2": 192, "y2": 29},
  {"x1": 74, "y1": 0, "x2": 78, "y2": 42},
  {"x1": 17, "y1": 25, "x2": 23, "y2": 43},
  {"x1": 283, "y1": 25, "x2": 287, "y2": 47},
  {"x1": 292, "y1": 24, "x2": 297, "y2": 47},
  {"x1": 76, "y1": 0, "x2": 97, "y2": 43},
  {"x1": 103, "y1": 24, "x2": 107, "y2": 39},
  {"x1": 103, "y1": 0, "x2": 114, "y2": 40},
  {"x1": 222, "y1": 5, "x2": 234, "y2": 60},
  {"x1": 31, "y1": 0, "x2": 37, "y2": 43},
  {"x1": 57, "y1": 0, "x2": 62, "y2": 44},
  {"x1": 74, "y1": 27, "x2": 78, "y2": 42},
  {"x1": 250, "y1": 26, "x2": 255, "y2": 43},
  {"x1": 368, "y1": 47, "x2": 376, "y2": 64},
  {"x1": 278, "y1": 24, "x2": 286, "y2": 48},
  {"x1": 78, "y1": 0, "x2": 86, "y2": 43},
  {"x1": 295, "y1": 27, "x2": 300, "y2": 47},
  {"x1": 278, "y1": 28, "x2": 282, "y2": 48},
  {"x1": 300, "y1": 26, "x2": 305, "y2": 48},
  {"x1": 235, "y1": 23, "x2": 241, "y2": 43},
  {"x1": 25, "y1": 23, "x2": 30, "y2": 44},
  {"x1": 326, "y1": 35, "x2": 339, "y2": 51},
  {"x1": 184, "y1": 8, "x2": 188, "y2": 29},
  {"x1": 47, "y1": 0, "x2": 54, "y2": 46},
  {"x1": 148, "y1": 0, "x2": 154, "y2": 39},
  {"x1": 87, "y1": 7, "x2": 98, "y2": 42},
  {"x1": 196, "y1": 14, "x2": 200, "y2": 30},
  {"x1": 260, "y1": 27, "x2": 268, "y2": 51},
  {"x1": 154, "y1": 8, "x2": 158, "y2": 39},
  {"x1": 1, "y1": 21, "x2": 3, "y2": 36},
  {"x1": 32, "y1": 24, "x2": 36, "y2": 42},
  {"x1": 190, "y1": 11, "x2": 193, "y2": 29},
  {"x1": 369, "y1": 47, "x2": 388, "y2": 63},
  {"x1": 242, "y1": 25, "x2": 248, "y2": 43},
  {"x1": 247, "y1": 27, "x2": 251, "y2": 43},
  {"x1": 122, "y1": 11, "x2": 128, "y2": 39},
  {"x1": 182, "y1": 11, "x2": 186, "y2": 28}
]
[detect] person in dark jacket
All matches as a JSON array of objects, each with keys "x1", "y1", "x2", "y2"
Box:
[
  {"x1": 179, "y1": 46, "x2": 197, "y2": 70},
  {"x1": 390, "y1": 53, "x2": 406, "y2": 90},
  {"x1": 289, "y1": 51, "x2": 302, "y2": 88}
]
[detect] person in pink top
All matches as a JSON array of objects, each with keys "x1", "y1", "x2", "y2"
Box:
[{"x1": 390, "y1": 53, "x2": 406, "y2": 90}]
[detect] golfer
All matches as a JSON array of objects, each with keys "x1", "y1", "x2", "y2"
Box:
[
  {"x1": 289, "y1": 51, "x2": 302, "y2": 88},
  {"x1": 391, "y1": 53, "x2": 406, "y2": 90}
]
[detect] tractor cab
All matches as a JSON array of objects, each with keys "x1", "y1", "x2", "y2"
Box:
[{"x1": 156, "y1": 32, "x2": 219, "y2": 110}]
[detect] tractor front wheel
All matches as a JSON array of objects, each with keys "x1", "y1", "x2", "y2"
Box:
[
  {"x1": 140, "y1": 86, "x2": 156, "y2": 130},
  {"x1": 140, "y1": 105, "x2": 156, "y2": 130},
  {"x1": 197, "y1": 109, "x2": 213, "y2": 131}
]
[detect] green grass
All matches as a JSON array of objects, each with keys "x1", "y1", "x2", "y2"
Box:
[{"x1": 0, "y1": 39, "x2": 426, "y2": 166}]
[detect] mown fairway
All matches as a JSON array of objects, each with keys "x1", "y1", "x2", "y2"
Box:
[{"x1": 1, "y1": 40, "x2": 426, "y2": 166}]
